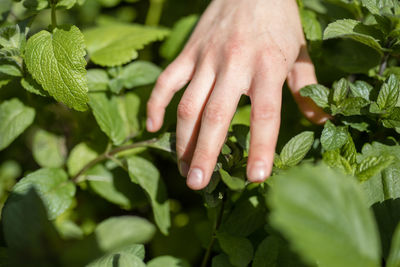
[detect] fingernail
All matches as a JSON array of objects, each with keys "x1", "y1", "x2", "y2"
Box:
[
  {"x1": 146, "y1": 118, "x2": 154, "y2": 131},
  {"x1": 178, "y1": 160, "x2": 189, "y2": 177},
  {"x1": 248, "y1": 161, "x2": 268, "y2": 182},
  {"x1": 187, "y1": 168, "x2": 204, "y2": 189}
]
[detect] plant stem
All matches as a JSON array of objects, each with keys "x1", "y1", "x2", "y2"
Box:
[
  {"x1": 201, "y1": 196, "x2": 226, "y2": 267},
  {"x1": 145, "y1": 0, "x2": 165, "y2": 26},
  {"x1": 71, "y1": 139, "x2": 157, "y2": 183},
  {"x1": 51, "y1": 2, "x2": 57, "y2": 29},
  {"x1": 379, "y1": 53, "x2": 389, "y2": 76}
]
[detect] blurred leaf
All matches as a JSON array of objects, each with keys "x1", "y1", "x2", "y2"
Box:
[
  {"x1": 0, "y1": 64, "x2": 21, "y2": 77},
  {"x1": 32, "y1": 128, "x2": 66, "y2": 168},
  {"x1": 387, "y1": 223, "x2": 400, "y2": 267},
  {"x1": 280, "y1": 131, "x2": 314, "y2": 167},
  {"x1": 87, "y1": 245, "x2": 146, "y2": 267},
  {"x1": 95, "y1": 216, "x2": 155, "y2": 251},
  {"x1": 217, "y1": 232, "x2": 253, "y2": 267},
  {"x1": 21, "y1": 74, "x2": 48, "y2": 96},
  {"x1": 67, "y1": 142, "x2": 98, "y2": 176},
  {"x1": 219, "y1": 169, "x2": 245, "y2": 191},
  {"x1": 212, "y1": 254, "x2": 234, "y2": 267},
  {"x1": 356, "y1": 155, "x2": 394, "y2": 181},
  {"x1": 147, "y1": 256, "x2": 190, "y2": 267},
  {"x1": 127, "y1": 156, "x2": 171, "y2": 235},
  {"x1": 230, "y1": 105, "x2": 251, "y2": 127},
  {"x1": 12, "y1": 168, "x2": 75, "y2": 220},
  {"x1": 89, "y1": 92, "x2": 126, "y2": 145},
  {"x1": 87, "y1": 69, "x2": 109, "y2": 92},
  {"x1": 323, "y1": 19, "x2": 383, "y2": 53},
  {"x1": 0, "y1": 98, "x2": 35, "y2": 151},
  {"x1": 321, "y1": 120, "x2": 348, "y2": 151},
  {"x1": 268, "y1": 164, "x2": 381, "y2": 267},
  {"x1": 0, "y1": 0, "x2": 12, "y2": 23},
  {"x1": 25, "y1": 26, "x2": 89, "y2": 111},
  {"x1": 300, "y1": 84, "x2": 330, "y2": 108},
  {"x1": 231, "y1": 124, "x2": 250, "y2": 153},
  {"x1": 160, "y1": 15, "x2": 198, "y2": 61},
  {"x1": 300, "y1": 9, "x2": 322, "y2": 41},
  {"x1": 84, "y1": 23, "x2": 170, "y2": 66}
]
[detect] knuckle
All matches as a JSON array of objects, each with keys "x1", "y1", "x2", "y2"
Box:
[
  {"x1": 251, "y1": 105, "x2": 280, "y2": 122},
  {"x1": 177, "y1": 99, "x2": 197, "y2": 120},
  {"x1": 155, "y1": 72, "x2": 170, "y2": 88},
  {"x1": 223, "y1": 38, "x2": 245, "y2": 58},
  {"x1": 202, "y1": 103, "x2": 228, "y2": 124}
]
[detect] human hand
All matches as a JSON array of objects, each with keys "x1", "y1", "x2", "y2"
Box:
[{"x1": 146, "y1": 0, "x2": 329, "y2": 190}]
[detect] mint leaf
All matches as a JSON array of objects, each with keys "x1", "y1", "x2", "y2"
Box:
[
  {"x1": 331, "y1": 97, "x2": 370, "y2": 116},
  {"x1": 67, "y1": 142, "x2": 98, "y2": 177},
  {"x1": 0, "y1": 98, "x2": 35, "y2": 151},
  {"x1": 321, "y1": 121, "x2": 348, "y2": 151},
  {"x1": 333, "y1": 78, "x2": 349, "y2": 104},
  {"x1": 377, "y1": 78, "x2": 399, "y2": 110},
  {"x1": 87, "y1": 245, "x2": 146, "y2": 267},
  {"x1": 0, "y1": 64, "x2": 21, "y2": 77},
  {"x1": 300, "y1": 84, "x2": 330, "y2": 108},
  {"x1": 147, "y1": 256, "x2": 190, "y2": 267},
  {"x1": 212, "y1": 254, "x2": 233, "y2": 267},
  {"x1": 323, "y1": 150, "x2": 354, "y2": 175},
  {"x1": 118, "y1": 92, "x2": 142, "y2": 138},
  {"x1": 217, "y1": 232, "x2": 253, "y2": 267},
  {"x1": 95, "y1": 216, "x2": 156, "y2": 250},
  {"x1": 219, "y1": 169, "x2": 246, "y2": 191},
  {"x1": 127, "y1": 156, "x2": 171, "y2": 235},
  {"x1": 324, "y1": 19, "x2": 383, "y2": 53},
  {"x1": 84, "y1": 24, "x2": 170, "y2": 66},
  {"x1": 350, "y1": 81, "x2": 373, "y2": 101},
  {"x1": 25, "y1": 26, "x2": 89, "y2": 111},
  {"x1": 87, "y1": 69, "x2": 109, "y2": 92},
  {"x1": 12, "y1": 168, "x2": 76, "y2": 219},
  {"x1": 268, "y1": 164, "x2": 381, "y2": 267},
  {"x1": 32, "y1": 129, "x2": 66, "y2": 168},
  {"x1": 361, "y1": 0, "x2": 397, "y2": 14},
  {"x1": 300, "y1": 9, "x2": 322, "y2": 41},
  {"x1": 280, "y1": 131, "x2": 314, "y2": 167},
  {"x1": 160, "y1": 15, "x2": 198, "y2": 61},
  {"x1": 356, "y1": 155, "x2": 394, "y2": 181},
  {"x1": 21, "y1": 74, "x2": 48, "y2": 96},
  {"x1": 89, "y1": 92, "x2": 126, "y2": 145}
]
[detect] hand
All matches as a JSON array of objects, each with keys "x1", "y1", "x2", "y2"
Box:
[{"x1": 146, "y1": 0, "x2": 329, "y2": 190}]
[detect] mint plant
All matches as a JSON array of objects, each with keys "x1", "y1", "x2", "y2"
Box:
[{"x1": 1, "y1": 0, "x2": 400, "y2": 266}]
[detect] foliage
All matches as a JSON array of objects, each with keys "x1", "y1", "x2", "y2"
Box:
[{"x1": 1, "y1": 0, "x2": 400, "y2": 266}]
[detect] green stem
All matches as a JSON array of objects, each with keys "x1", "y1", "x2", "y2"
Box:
[
  {"x1": 71, "y1": 139, "x2": 157, "y2": 183},
  {"x1": 51, "y1": 2, "x2": 57, "y2": 29},
  {"x1": 145, "y1": 0, "x2": 165, "y2": 26},
  {"x1": 201, "y1": 196, "x2": 226, "y2": 267}
]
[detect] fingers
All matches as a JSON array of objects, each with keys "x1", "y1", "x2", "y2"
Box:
[
  {"x1": 287, "y1": 46, "x2": 330, "y2": 124},
  {"x1": 146, "y1": 54, "x2": 196, "y2": 132},
  {"x1": 246, "y1": 73, "x2": 284, "y2": 183},
  {"x1": 186, "y1": 76, "x2": 243, "y2": 190},
  {"x1": 176, "y1": 65, "x2": 216, "y2": 176}
]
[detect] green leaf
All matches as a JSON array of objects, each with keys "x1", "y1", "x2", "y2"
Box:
[
  {"x1": 356, "y1": 155, "x2": 394, "y2": 181},
  {"x1": 147, "y1": 256, "x2": 190, "y2": 267},
  {"x1": 268, "y1": 164, "x2": 381, "y2": 267},
  {"x1": 378, "y1": 75, "x2": 400, "y2": 109},
  {"x1": 219, "y1": 169, "x2": 246, "y2": 191},
  {"x1": 387, "y1": 223, "x2": 400, "y2": 267},
  {"x1": 147, "y1": 132, "x2": 176, "y2": 153},
  {"x1": 0, "y1": 64, "x2": 21, "y2": 77},
  {"x1": 18, "y1": 0, "x2": 48, "y2": 11},
  {"x1": 0, "y1": 98, "x2": 35, "y2": 151},
  {"x1": 109, "y1": 61, "x2": 161, "y2": 94},
  {"x1": 87, "y1": 245, "x2": 146, "y2": 267},
  {"x1": 89, "y1": 92, "x2": 126, "y2": 145},
  {"x1": 160, "y1": 15, "x2": 198, "y2": 60},
  {"x1": 323, "y1": 150, "x2": 354, "y2": 175},
  {"x1": 299, "y1": 84, "x2": 330, "y2": 108},
  {"x1": 217, "y1": 232, "x2": 253, "y2": 267},
  {"x1": 25, "y1": 26, "x2": 89, "y2": 111},
  {"x1": 118, "y1": 92, "x2": 142, "y2": 138},
  {"x1": 300, "y1": 9, "x2": 322, "y2": 41},
  {"x1": 21, "y1": 74, "x2": 48, "y2": 96},
  {"x1": 331, "y1": 97, "x2": 370, "y2": 116},
  {"x1": 349, "y1": 80, "x2": 373, "y2": 101},
  {"x1": 2, "y1": 187, "x2": 62, "y2": 258},
  {"x1": 280, "y1": 131, "x2": 314, "y2": 167},
  {"x1": 361, "y1": 0, "x2": 397, "y2": 14},
  {"x1": 11, "y1": 168, "x2": 76, "y2": 220},
  {"x1": 0, "y1": 0, "x2": 12, "y2": 23},
  {"x1": 84, "y1": 23, "x2": 170, "y2": 66},
  {"x1": 333, "y1": 78, "x2": 349, "y2": 104},
  {"x1": 382, "y1": 107, "x2": 400, "y2": 128},
  {"x1": 32, "y1": 128, "x2": 66, "y2": 168},
  {"x1": 323, "y1": 19, "x2": 383, "y2": 53},
  {"x1": 127, "y1": 156, "x2": 171, "y2": 235},
  {"x1": 95, "y1": 216, "x2": 155, "y2": 251},
  {"x1": 321, "y1": 120, "x2": 349, "y2": 151},
  {"x1": 87, "y1": 69, "x2": 109, "y2": 92},
  {"x1": 231, "y1": 124, "x2": 250, "y2": 153},
  {"x1": 67, "y1": 142, "x2": 98, "y2": 177},
  {"x1": 87, "y1": 164, "x2": 146, "y2": 209}
]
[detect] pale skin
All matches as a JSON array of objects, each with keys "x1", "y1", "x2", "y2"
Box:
[{"x1": 146, "y1": 0, "x2": 329, "y2": 190}]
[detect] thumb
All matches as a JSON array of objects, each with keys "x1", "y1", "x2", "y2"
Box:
[{"x1": 287, "y1": 45, "x2": 330, "y2": 125}]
